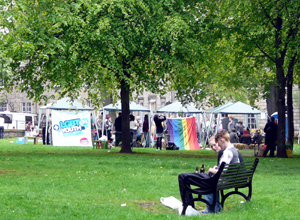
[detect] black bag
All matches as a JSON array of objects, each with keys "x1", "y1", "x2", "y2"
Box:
[{"x1": 166, "y1": 142, "x2": 179, "y2": 150}]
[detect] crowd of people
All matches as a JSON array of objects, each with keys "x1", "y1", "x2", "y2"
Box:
[
  {"x1": 92, "y1": 113, "x2": 278, "y2": 157},
  {"x1": 93, "y1": 112, "x2": 168, "y2": 149},
  {"x1": 203, "y1": 115, "x2": 278, "y2": 157},
  {"x1": 206, "y1": 116, "x2": 263, "y2": 146}
]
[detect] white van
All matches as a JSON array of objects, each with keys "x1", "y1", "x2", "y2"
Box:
[{"x1": 0, "y1": 111, "x2": 37, "y2": 130}]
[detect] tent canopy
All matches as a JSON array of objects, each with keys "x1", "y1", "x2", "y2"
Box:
[
  {"x1": 103, "y1": 100, "x2": 150, "y2": 112},
  {"x1": 205, "y1": 101, "x2": 263, "y2": 115},
  {"x1": 205, "y1": 102, "x2": 233, "y2": 114},
  {"x1": 155, "y1": 101, "x2": 203, "y2": 114},
  {"x1": 40, "y1": 98, "x2": 93, "y2": 110}
]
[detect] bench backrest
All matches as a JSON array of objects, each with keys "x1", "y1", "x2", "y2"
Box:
[{"x1": 217, "y1": 158, "x2": 259, "y2": 191}]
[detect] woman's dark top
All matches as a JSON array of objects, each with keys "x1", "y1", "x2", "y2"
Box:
[
  {"x1": 143, "y1": 120, "x2": 149, "y2": 132},
  {"x1": 154, "y1": 116, "x2": 166, "y2": 133},
  {"x1": 240, "y1": 135, "x2": 252, "y2": 145}
]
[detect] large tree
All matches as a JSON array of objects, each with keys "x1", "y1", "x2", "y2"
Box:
[
  {"x1": 202, "y1": 0, "x2": 300, "y2": 157},
  {"x1": 170, "y1": 0, "x2": 300, "y2": 157},
  {"x1": 1, "y1": 0, "x2": 206, "y2": 153}
]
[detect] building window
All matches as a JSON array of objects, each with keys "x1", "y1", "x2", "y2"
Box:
[
  {"x1": 22, "y1": 102, "x2": 31, "y2": 113},
  {"x1": 150, "y1": 99, "x2": 156, "y2": 112},
  {"x1": 248, "y1": 114, "x2": 257, "y2": 129},
  {"x1": 86, "y1": 100, "x2": 91, "y2": 107},
  {"x1": 0, "y1": 103, "x2": 7, "y2": 111},
  {"x1": 138, "y1": 97, "x2": 144, "y2": 106}
]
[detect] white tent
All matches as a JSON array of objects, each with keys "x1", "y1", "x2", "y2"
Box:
[
  {"x1": 38, "y1": 98, "x2": 94, "y2": 146},
  {"x1": 206, "y1": 101, "x2": 263, "y2": 115},
  {"x1": 204, "y1": 101, "x2": 265, "y2": 144},
  {"x1": 102, "y1": 100, "x2": 150, "y2": 112},
  {"x1": 155, "y1": 101, "x2": 203, "y2": 114}
]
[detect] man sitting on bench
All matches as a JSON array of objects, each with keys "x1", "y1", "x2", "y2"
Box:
[
  {"x1": 178, "y1": 129, "x2": 241, "y2": 213},
  {"x1": 199, "y1": 136, "x2": 244, "y2": 214}
]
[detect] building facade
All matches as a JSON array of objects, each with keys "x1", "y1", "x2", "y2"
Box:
[{"x1": 2, "y1": 88, "x2": 300, "y2": 136}]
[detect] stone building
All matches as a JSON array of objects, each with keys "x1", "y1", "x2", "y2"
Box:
[{"x1": 1, "y1": 88, "x2": 300, "y2": 137}]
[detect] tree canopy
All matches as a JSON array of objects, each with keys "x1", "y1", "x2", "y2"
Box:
[
  {"x1": 1, "y1": 0, "x2": 208, "y2": 153},
  {"x1": 217, "y1": 0, "x2": 300, "y2": 157},
  {"x1": 2, "y1": 0, "x2": 300, "y2": 156}
]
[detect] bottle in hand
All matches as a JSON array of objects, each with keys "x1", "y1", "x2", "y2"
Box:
[
  {"x1": 195, "y1": 166, "x2": 199, "y2": 173},
  {"x1": 200, "y1": 164, "x2": 205, "y2": 173}
]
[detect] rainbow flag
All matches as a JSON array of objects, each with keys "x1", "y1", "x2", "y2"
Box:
[{"x1": 167, "y1": 117, "x2": 200, "y2": 150}]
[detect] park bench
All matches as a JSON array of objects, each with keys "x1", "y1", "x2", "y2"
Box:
[{"x1": 181, "y1": 158, "x2": 260, "y2": 215}]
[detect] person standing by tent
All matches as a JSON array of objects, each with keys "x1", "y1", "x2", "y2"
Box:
[
  {"x1": 263, "y1": 116, "x2": 278, "y2": 157},
  {"x1": 105, "y1": 116, "x2": 113, "y2": 143},
  {"x1": 97, "y1": 114, "x2": 103, "y2": 138},
  {"x1": 235, "y1": 121, "x2": 244, "y2": 137},
  {"x1": 0, "y1": 115, "x2": 4, "y2": 139},
  {"x1": 130, "y1": 114, "x2": 137, "y2": 147},
  {"x1": 114, "y1": 112, "x2": 122, "y2": 146},
  {"x1": 154, "y1": 114, "x2": 166, "y2": 151},
  {"x1": 136, "y1": 116, "x2": 143, "y2": 145},
  {"x1": 91, "y1": 122, "x2": 97, "y2": 140},
  {"x1": 227, "y1": 116, "x2": 235, "y2": 133},
  {"x1": 230, "y1": 128, "x2": 239, "y2": 143},
  {"x1": 143, "y1": 114, "x2": 150, "y2": 148}
]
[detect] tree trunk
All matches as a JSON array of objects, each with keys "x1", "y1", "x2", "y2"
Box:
[
  {"x1": 119, "y1": 71, "x2": 132, "y2": 153},
  {"x1": 286, "y1": 55, "x2": 296, "y2": 146},
  {"x1": 276, "y1": 63, "x2": 287, "y2": 158},
  {"x1": 275, "y1": 15, "x2": 287, "y2": 158},
  {"x1": 266, "y1": 82, "x2": 277, "y2": 116}
]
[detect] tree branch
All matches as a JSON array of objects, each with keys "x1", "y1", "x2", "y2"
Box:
[
  {"x1": 252, "y1": 40, "x2": 276, "y2": 63},
  {"x1": 257, "y1": 0, "x2": 276, "y2": 29}
]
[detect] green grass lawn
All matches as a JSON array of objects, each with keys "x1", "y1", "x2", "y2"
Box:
[{"x1": 0, "y1": 138, "x2": 300, "y2": 220}]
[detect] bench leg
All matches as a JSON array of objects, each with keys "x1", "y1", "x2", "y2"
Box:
[{"x1": 221, "y1": 188, "x2": 250, "y2": 207}]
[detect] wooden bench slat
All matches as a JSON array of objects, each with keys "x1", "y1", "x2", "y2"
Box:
[
  {"x1": 220, "y1": 172, "x2": 253, "y2": 178},
  {"x1": 219, "y1": 179, "x2": 252, "y2": 185}
]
